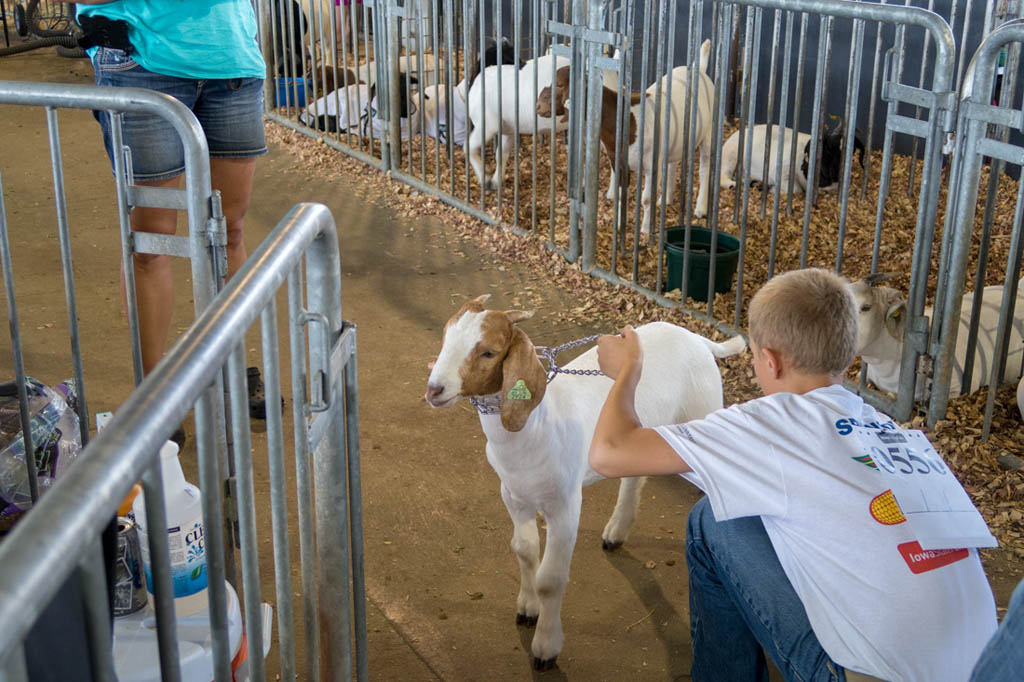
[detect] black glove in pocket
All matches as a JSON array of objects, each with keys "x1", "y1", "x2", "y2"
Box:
[{"x1": 77, "y1": 15, "x2": 134, "y2": 54}]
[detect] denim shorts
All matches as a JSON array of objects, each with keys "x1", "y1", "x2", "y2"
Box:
[{"x1": 91, "y1": 47, "x2": 268, "y2": 181}]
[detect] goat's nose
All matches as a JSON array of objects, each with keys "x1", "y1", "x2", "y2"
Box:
[{"x1": 425, "y1": 383, "x2": 445, "y2": 401}]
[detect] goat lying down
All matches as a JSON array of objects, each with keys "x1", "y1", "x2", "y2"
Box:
[
  {"x1": 424, "y1": 295, "x2": 746, "y2": 669},
  {"x1": 719, "y1": 123, "x2": 865, "y2": 196},
  {"x1": 852, "y1": 274, "x2": 1024, "y2": 413}
]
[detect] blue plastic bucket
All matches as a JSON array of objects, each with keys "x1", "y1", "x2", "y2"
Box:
[{"x1": 275, "y1": 77, "x2": 307, "y2": 107}]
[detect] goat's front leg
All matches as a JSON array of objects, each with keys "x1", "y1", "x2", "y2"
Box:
[
  {"x1": 468, "y1": 123, "x2": 492, "y2": 189},
  {"x1": 640, "y1": 168, "x2": 654, "y2": 235},
  {"x1": 530, "y1": 492, "x2": 582, "y2": 671},
  {"x1": 500, "y1": 483, "x2": 541, "y2": 626},
  {"x1": 694, "y1": 142, "x2": 711, "y2": 218},
  {"x1": 601, "y1": 476, "x2": 648, "y2": 550},
  {"x1": 606, "y1": 163, "x2": 619, "y2": 201},
  {"x1": 489, "y1": 133, "x2": 514, "y2": 191},
  {"x1": 664, "y1": 162, "x2": 679, "y2": 207}
]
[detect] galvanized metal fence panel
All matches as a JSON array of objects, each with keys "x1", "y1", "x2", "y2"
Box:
[
  {"x1": 0, "y1": 81, "x2": 366, "y2": 681},
  {"x1": 0, "y1": 80, "x2": 225, "y2": 680},
  {"x1": 0, "y1": 200, "x2": 366, "y2": 682},
  {"x1": 932, "y1": 18, "x2": 1024, "y2": 437}
]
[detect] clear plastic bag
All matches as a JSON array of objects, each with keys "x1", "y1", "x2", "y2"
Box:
[{"x1": 0, "y1": 378, "x2": 82, "y2": 512}]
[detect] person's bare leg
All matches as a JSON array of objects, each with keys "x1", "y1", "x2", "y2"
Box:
[
  {"x1": 210, "y1": 157, "x2": 258, "y2": 280},
  {"x1": 122, "y1": 175, "x2": 181, "y2": 375},
  {"x1": 336, "y1": 2, "x2": 351, "y2": 53}
]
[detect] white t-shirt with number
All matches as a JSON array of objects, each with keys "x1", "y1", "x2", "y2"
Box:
[{"x1": 654, "y1": 385, "x2": 996, "y2": 682}]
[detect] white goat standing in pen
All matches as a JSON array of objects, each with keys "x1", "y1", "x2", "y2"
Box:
[
  {"x1": 466, "y1": 54, "x2": 572, "y2": 191},
  {"x1": 851, "y1": 274, "x2": 1024, "y2": 418},
  {"x1": 539, "y1": 40, "x2": 715, "y2": 234},
  {"x1": 423, "y1": 295, "x2": 745, "y2": 669}
]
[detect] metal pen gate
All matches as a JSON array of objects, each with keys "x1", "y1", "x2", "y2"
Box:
[
  {"x1": 0, "y1": 81, "x2": 366, "y2": 681},
  {"x1": 0, "y1": 202, "x2": 365, "y2": 682},
  {"x1": 934, "y1": 19, "x2": 1024, "y2": 437}
]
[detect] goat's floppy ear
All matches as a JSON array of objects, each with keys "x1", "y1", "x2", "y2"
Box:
[
  {"x1": 500, "y1": 327, "x2": 546, "y2": 432},
  {"x1": 504, "y1": 309, "x2": 534, "y2": 324},
  {"x1": 885, "y1": 297, "x2": 907, "y2": 339},
  {"x1": 471, "y1": 293, "x2": 492, "y2": 306}
]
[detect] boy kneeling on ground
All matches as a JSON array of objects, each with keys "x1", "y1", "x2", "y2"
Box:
[{"x1": 589, "y1": 268, "x2": 997, "y2": 682}]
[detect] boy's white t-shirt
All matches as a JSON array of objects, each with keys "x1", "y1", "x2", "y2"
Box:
[{"x1": 654, "y1": 385, "x2": 996, "y2": 682}]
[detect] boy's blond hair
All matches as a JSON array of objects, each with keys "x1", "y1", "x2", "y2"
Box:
[{"x1": 749, "y1": 268, "x2": 857, "y2": 376}]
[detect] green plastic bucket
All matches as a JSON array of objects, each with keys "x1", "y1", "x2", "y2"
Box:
[{"x1": 664, "y1": 227, "x2": 741, "y2": 302}]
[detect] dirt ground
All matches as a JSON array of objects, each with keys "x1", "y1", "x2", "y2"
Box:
[{"x1": 1, "y1": 44, "x2": 1021, "y2": 682}]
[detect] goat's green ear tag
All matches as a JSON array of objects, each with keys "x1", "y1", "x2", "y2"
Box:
[{"x1": 507, "y1": 379, "x2": 532, "y2": 401}]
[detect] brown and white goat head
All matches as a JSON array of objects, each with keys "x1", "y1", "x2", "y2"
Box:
[
  {"x1": 424, "y1": 294, "x2": 547, "y2": 432},
  {"x1": 537, "y1": 65, "x2": 639, "y2": 158},
  {"x1": 850, "y1": 273, "x2": 907, "y2": 353},
  {"x1": 536, "y1": 65, "x2": 572, "y2": 123}
]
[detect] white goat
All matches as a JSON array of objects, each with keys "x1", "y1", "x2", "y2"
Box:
[
  {"x1": 466, "y1": 54, "x2": 571, "y2": 191},
  {"x1": 424, "y1": 295, "x2": 745, "y2": 670},
  {"x1": 1018, "y1": 375, "x2": 1024, "y2": 420},
  {"x1": 851, "y1": 274, "x2": 1024, "y2": 410},
  {"x1": 541, "y1": 41, "x2": 714, "y2": 234}
]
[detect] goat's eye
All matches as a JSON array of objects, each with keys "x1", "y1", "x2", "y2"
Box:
[
  {"x1": 481, "y1": 350, "x2": 496, "y2": 359},
  {"x1": 861, "y1": 304, "x2": 872, "y2": 313}
]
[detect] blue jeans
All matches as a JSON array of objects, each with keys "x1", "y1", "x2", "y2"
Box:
[
  {"x1": 91, "y1": 47, "x2": 267, "y2": 181},
  {"x1": 969, "y1": 577, "x2": 1024, "y2": 681},
  {"x1": 686, "y1": 497, "x2": 844, "y2": 682}
]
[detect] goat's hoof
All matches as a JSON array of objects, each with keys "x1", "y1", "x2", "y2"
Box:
[
  {"x1": 516, "y1": 613, "x2": 539, "y2": 627},
  {"x1": 532, "y1": 655, "x2": 558, "y2": 672},
  {"x1": 602, "y1": 539, "x2": 623, "y2": 551},
  {"x1": 485, "y1": 179, "x2": 499, "y2": 192}
]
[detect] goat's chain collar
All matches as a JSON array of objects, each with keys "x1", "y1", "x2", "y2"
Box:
[
  {"x1": 469, "y1": 334, "x2": 606, "y2": 416},
  {"x1": 469, "y1": 394, "x2": 502, "y2": 415},
  {"x1": 536, "y1": 334, "x2": 605, "y2": 383}
]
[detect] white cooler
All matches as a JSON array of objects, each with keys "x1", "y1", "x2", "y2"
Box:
[{"x1": 113, "y1": 581, "x2": 271, "y2": 682}]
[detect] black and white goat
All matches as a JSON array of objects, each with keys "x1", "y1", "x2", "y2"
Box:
[
  {"x1": 303, "y1": 72, "x2": 418, "y2": 136},
  {"x1": 719, "y1": 123, "x2": 865, "y2": 196},
  {"x1": 424, "y1": 295, "x2": 745, "y2": 669},
  {"x1": 421, "y1": 37, "x2": 523, "y2": 147}
]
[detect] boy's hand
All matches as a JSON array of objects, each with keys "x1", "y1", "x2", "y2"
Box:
[{"x1": 597, "y1": 325, "x2": 643, "y2": 380}]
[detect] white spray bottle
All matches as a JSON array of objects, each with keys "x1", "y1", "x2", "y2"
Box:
[{"x1": 133, "y1": 441, "x2": 208, "y2": 617}]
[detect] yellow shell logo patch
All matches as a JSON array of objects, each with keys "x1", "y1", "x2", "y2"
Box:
[
  {"x1": 507, "y1": 379, "x2": 532, "y2": 401},
  {"x1": 870, "y1": 489, "x2": 906, "y2": 525}
]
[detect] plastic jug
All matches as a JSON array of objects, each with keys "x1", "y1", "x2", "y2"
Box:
[{"x1": 132, "y1": 441, "x2": 208, "y2": 617}]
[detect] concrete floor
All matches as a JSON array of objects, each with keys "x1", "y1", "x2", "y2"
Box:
[{"x1": 1, "y1": 44, "x2": 1019, "y2": 682}]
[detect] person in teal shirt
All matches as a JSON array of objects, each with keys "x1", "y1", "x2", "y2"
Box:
[{"x1": 63, "y1": 0, "x2": 272, "y2": 440}]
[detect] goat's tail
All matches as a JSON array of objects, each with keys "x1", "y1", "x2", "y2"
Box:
[
  {"x1": 701, "y1": 333, "x2": 747, "y2": 358},
  {"x1": 699, "y1": 39, "x2": 712, "y2": 74}
]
